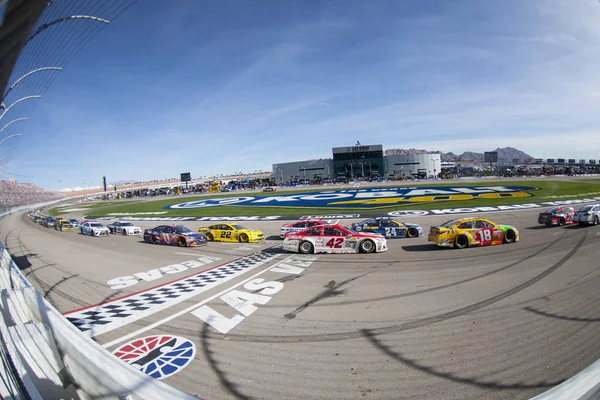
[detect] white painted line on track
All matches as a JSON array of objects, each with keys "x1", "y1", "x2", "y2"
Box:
[
  {"x1": 101, "y1": 254, "x2": 298, "y2": 349},
  {"x1": 66, "y1": 250, "x2": 282, "y2": 338},
  {"x1": 174, "y1": 252, "x2": 204, "y2": 256}
]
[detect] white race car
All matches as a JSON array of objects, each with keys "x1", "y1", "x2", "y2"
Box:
[
  {"x1": 279, "y1": 219, "x2": 324, "y2": 238},
  {"x1": 573, "y1": 204, "x2": 600, "y2": 225},
  {"x1": 282, "y1": 224, "x2": 388, "y2": 254},
  {"x1": 107, "y1": 221, "x2": 142, "y2": 235},
  {"x1": 80, "y1": 222, "x2": 110, "y2": 237}
]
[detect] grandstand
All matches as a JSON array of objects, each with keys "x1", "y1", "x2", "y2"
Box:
[{"x1": 0, "y1": 179, "x2": 63, "y2": 208}]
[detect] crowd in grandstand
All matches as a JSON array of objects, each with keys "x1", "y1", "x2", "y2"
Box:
[{"x1": 0, "y1": 180, "x2": 63, "y2": 209}]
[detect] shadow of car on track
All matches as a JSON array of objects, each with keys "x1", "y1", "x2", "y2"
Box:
[
  {"x1": 265, "y1": 235, "x2": 281, "y2": 241},
  {"x1": 523, "y1": 225, "x2": 558, "y2": 230},
  {"x1": 561, "y1": 224, "x2": 592, "y2": 229},
  {"x1": 401, "y1": 244, "x2": 447, "y2": 252},
  {"x1": 11, "y1": 253, "x2": 37, "y2": 270}
]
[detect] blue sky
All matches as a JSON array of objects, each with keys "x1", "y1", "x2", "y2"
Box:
[{"x1": 4, "y1": 0, "x2": 600, "y2": 190}]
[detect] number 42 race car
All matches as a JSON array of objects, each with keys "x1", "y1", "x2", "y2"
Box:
[{"x1": 282, "y1": 224, "x2": 388, "y2": 254}]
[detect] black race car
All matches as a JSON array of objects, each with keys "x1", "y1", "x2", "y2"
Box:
[{"x1": 538, "y1": 206, "x2": 575, "y2": 226}]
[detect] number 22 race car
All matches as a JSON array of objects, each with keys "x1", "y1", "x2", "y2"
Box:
[
  {"x1": 198, "y1": 224, "x2": 264, "y2": 243},
  {"x1": 282, "y1": 224, "x2": 388, "y2": 254}
]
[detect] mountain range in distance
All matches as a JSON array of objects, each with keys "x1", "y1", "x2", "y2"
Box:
[{"x1": 384, "y1": 146, "x2": 533, "y2": 163}]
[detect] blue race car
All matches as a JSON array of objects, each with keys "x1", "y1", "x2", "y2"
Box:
[
  {"x1": 351, "y1": 217, "x2": 423, "y2": 238},
  {"x1": 143, "y1": 225, "x2": 207, "y2": 247}
]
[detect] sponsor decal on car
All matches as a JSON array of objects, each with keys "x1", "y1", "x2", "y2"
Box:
[
  {"x1": 165, "y1": 186, "x2": 539, "y2": 209},
  {"x1": 113, "y1": 335, "x2": 195, "y2": 379}
]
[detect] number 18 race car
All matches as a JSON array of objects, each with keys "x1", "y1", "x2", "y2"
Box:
[
  {"x1": 428, "y1": 217, "x2": 519, "y2": 249},
  {"x1": 282, "y1": 224, "x2": 388, "y2": 254}
]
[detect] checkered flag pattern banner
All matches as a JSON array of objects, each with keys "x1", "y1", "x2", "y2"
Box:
[{"x1": 65, "y1": 249, "x2": 282, "y2": 337}]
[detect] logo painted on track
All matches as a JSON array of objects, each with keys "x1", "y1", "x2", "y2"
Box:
[
  {"x1": 113, "y1": 335, "x2": 195, "y2": 379},
  {"x1": 165, "y1": 186, "x2": 539, "y2": 209},
  {"x1": 387, "y1": 210, "x2": 431, "y2": 217}
]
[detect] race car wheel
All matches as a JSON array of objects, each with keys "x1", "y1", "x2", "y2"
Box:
[
  {"x1": 178, "y1": 237, "x2": 187, "y2": 247},
  {"x1": 578, "y1": 221, "x2": 586, "y2": 226},
  {"x1": 299, "y1": 241, "x2": 314, "y2": 254},
  {"x1": 594, "y1": 216, "x2": 599, "y2": 226},
  {"x1": 359, "y1": 239, "x2": 376, "y2": 253},
  {"x1": 454, "y1": 235, "x2": 469, "y2": 249},
  {"x1": 150, "y1": 235, "x2": 157, "y2": 244},
  {"x1": 504, "y1": 229, "x2": 516, "y2": 243},
  {"x1": 206, "y1": 232, "x2": 214, "y2": 241},
  {"x1": 122, "y1": 229, "x2": 127, "y2": 236},
  {"x1": 559, "y1": 218, "x2": 565, "y2": 226},
  {"x1": 239, "y1": 233, "x2": 249, "y2": 243},
  {"x1": 545, "y1": 222, "x2": 552, "y2": 227},
  {"x1": 407, "y1": 228, "x2": 419, "y2": 238}
]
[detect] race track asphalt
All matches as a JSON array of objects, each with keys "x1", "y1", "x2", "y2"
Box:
[{"x1": 2, "y1": 205, "x2": 600, "y2": 400}]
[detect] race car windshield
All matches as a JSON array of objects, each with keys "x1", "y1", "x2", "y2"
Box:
[
  {"x1": 440, "y1": 220, "x2": 460, "y2": 228},
  {"x1": 232, "y1": 224, "x2": 246, "y2": 230},
  {"x1": 175, "y1": 226, "x2": 192, "y2": 233},
  {"x1": 580, "y1": 205, "x2": 593, "y2": 211},
  {"x1": 545, "y1": 207, "x2": 560, "y2": 213},
  {"x1": 342, "y1": 226, "x2": 357, "y2": 233},
  {"x1": 120, "y1": 223, "x2": 134, "y2": 226},
  {"x1": 90, "y1": 224, "x2": 103, "y2": 228}
]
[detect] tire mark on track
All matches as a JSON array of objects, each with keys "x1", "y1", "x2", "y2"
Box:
[
  {"x1": 258, "y1": 228, "x2": 573, "y2": 309},
  {"x1": 4, "y1": 225, "x2": 94, "y2": 309},
  {"x1": 282, "y1": 240, "x2": 559, "y2": 265},
  {"x1": 195, "y1": 229, "x2": 587, "y2": 344}
]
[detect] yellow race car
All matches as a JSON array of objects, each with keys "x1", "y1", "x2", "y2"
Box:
[
  {"x1": 55, "y1": 219, "x2": 75, "y2": 231},
  {"x1": 428, "y1": 217, "x2": 519, "y2": 249},
  {"x1": 198, "y1": 223, "x2": 264, "y2": 243}
]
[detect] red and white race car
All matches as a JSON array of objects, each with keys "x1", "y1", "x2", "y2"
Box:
[
  {"x1": 282, "y1": 224, "x2": 388, "y2": 254},
  {"x1": 280, "y1": 219, "x2": 324, "y2": 238},
  {"x1": 263, "y1": 186, "x2": 277, "y2": 192}
]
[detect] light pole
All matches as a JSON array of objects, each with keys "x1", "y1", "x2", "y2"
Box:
[
  {"x1": 325, "y1": 165, "x2": 330, "y2": 179},
  {"x1": 359, "y1": 162, "x2": 364, "y2": 177},
  {"x1": 350, "y1": 164, "x2": 354, "y2": 179}
]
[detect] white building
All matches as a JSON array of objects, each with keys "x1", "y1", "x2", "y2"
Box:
[
  {"x1": 272, "y1": 145, "x2": 443, "y2": 183},
  {"x1": 272, "y1": 159, "x2": 334, "y2": 184},
  {"x1": 385, "y1": 153, "x2": 441, "y2": 179}
]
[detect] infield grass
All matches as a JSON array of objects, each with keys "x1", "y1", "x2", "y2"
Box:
[
  {"x1": 79, "y1": 179, "x2": 600, "y2": 217},
  {"x1": 48, "y1": 201, "x2": 140, "y2": 216}
]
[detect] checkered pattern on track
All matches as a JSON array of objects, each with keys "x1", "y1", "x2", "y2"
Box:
[{"x1": 65, "y1": 248, "x2": 282, "y2": 337}]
